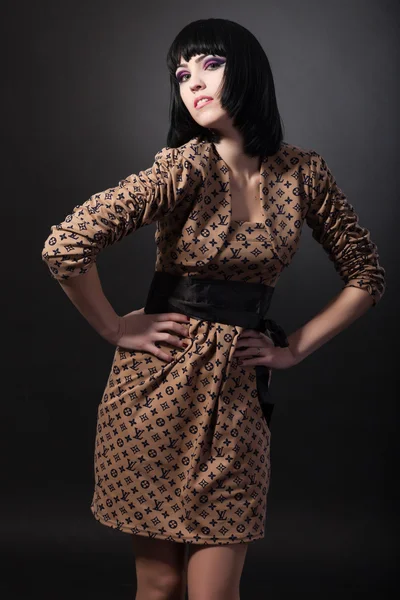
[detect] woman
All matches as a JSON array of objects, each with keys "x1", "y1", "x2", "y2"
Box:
[{"x1": 41, "y1": 17, "x2": 385, "y2": 600}]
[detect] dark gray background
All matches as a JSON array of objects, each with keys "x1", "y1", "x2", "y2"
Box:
[{"x1": 4, "y1": 0, "x2": 399, "y2": 597}]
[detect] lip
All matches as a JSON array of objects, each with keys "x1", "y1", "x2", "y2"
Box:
[{"x1": 194, "y1": 96, "x2": 214, "y2": 109}]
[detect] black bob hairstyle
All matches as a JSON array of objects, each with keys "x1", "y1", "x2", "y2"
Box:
[{"x1": 166, "y1": 18, "x2": 285, "y2": 159}]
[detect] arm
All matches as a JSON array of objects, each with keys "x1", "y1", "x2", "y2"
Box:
[
  {"x1": 55, "y1": 263, "x2": 121, "y2": 343},
  {"x1": 288, "y1": 285, "x2": 373, "y2": 363},
  {"x1": 289, "y1": 150, "x2": 386, "y2": 363},
  {"x1": 305, "y1": 150, "x2": 386, "y2": 307},
  {"x1": 41, "y1": 145, "x2": 200, "y2": 281}
]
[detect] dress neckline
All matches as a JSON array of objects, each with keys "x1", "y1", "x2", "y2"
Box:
[
  {"x1": 232, "y1": 219, "x2": 265, "y2": 226},
  {"x1": 210, "y1": 142, "x2": 267, "y2": 226}
]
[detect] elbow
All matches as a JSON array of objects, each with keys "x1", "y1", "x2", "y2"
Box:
[{"x1": 342, "y1": 271, "x2": 386, "y2": 308}]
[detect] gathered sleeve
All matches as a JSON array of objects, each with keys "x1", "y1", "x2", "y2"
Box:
[
  {"x1": 41, "y1": 146, "x2": 199, "y2": 281},
  {"x1": 305, "y1": 150, "x2": 386, "y2": 307}
]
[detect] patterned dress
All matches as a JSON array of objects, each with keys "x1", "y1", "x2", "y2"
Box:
[{"x1": 41, "y1": 137, "x2": 386, "y2": 545}]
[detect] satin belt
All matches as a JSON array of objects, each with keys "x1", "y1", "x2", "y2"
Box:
[{"x1": 143, "y1": 271, "x2": 289, "y2": 428}]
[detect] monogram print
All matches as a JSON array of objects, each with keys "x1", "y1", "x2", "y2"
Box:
[
  {"x1": 42, "y1": 138, "x2": 386, "y2": 544},
  {"x1": 90, "y1": 313, "x2": 272, "y2": 544}
]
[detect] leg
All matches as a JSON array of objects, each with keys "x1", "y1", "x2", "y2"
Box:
[
  {"x1": 132, "y1": 534, "x2": 188, "y2": 600},
  {"x1": 186, "y1": 542, "x2": 249, "y2": 600}
]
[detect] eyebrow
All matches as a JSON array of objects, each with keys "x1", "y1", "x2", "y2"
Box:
[{"x1": 176, "y1": 54, "x2": 208, "y2": 71}]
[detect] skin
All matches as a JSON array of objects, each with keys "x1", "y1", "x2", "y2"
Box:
[{"x1": 176, "y1": 53, "x2": 260, "y2": 183}]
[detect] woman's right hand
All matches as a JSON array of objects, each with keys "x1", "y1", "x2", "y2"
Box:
[{"x1": 106, "y1": 307, "x2": 192, "y2": 363}]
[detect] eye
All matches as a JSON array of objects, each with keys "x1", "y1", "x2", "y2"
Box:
[{"x1": 176, "y1": 60, "x2": 225, "y2": 84}]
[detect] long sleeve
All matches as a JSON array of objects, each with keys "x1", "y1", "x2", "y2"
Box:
[
  {"x1": 41, "y1": 146, "x2": 199, "y2": 281},
  {"x1": 305, "y1": 150, "x2": 386, "y2": 307}
]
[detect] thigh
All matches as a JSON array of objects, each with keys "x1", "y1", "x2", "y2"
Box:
[
  {"x1": 132, "y1": 535, "x2": 188, "y2": 598},
  {"x1": 186, "y1": 542, "x2": 249, "y2": 600}
]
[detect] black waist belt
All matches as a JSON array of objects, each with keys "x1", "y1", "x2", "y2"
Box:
[{"x1": 144, "y1": 271, "x2": 289, "y2": 428}]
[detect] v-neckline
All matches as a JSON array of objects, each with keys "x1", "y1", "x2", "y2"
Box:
[
  {"x1": 210, "y1": 142, "x2": 266, "y2": 224},
  {"x1": 232, "y1": 219, "x2": 265, "y2": 225}
]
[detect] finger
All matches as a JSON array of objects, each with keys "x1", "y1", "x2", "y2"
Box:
[
  {"x1": 237, "y1": 357, "x2": 267, "y2": 367},
  {"x1": 154, "y1": 331, "x2": 191, "y2": 349},
  {"x1": 237, "y1": 329, "x2": 260, "y2": 338},
  {"x1": 148, "y1": 345, "x2": 174, "y2": 362},
  {"x1": 154, "y1": 320, "x2": 191, "y2": 338},
  {"x1": 236, "y1": 333, "x2": 261, "y2": 345},
  {"x1": 159, "y1": 312, "x2": 191, "y2": 323},
  {"x1": 236, "y1": 339, "x2": 261, "y2": 347},
  {"x1": 235, "y1": 347, "x2": 263, "y2": 358},
  {"x1": 236, "y1": 339, "x2": 271, "y2": 351},
  {"x1": 238, "y1": 334, "x2": 274, "y2": 346}
]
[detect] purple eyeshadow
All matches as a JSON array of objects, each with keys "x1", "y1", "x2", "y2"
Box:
[{"x1": 176, "y1": 57, "x2": 225, "y2": 82}]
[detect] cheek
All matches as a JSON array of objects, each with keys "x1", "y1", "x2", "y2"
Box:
[
  {"x1": 181, "y1": 91, "x2": 194, "y2": 113},
  {"x1": 213, "y1": 72, "x2": 224, "y2": 95},
  {"x1": 179, "y1": 89, "x2": 188, "y2": 106}
]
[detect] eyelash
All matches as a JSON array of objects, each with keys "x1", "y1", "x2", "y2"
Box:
[{"x1": 176, "y1": 61, "x2": 224, "y2": 84}]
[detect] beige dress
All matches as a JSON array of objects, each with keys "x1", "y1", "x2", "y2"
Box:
[{"x1": 41, "y1": 137, "x2": 386, "y2": 544}]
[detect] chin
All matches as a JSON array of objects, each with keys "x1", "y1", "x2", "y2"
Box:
[{"x1": 193, "y1": 112, "x2": 225, "y2": 129}]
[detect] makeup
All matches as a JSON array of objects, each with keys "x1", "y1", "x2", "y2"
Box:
[{"x1": 176, "y1": 56, "x2": 225, "y2": 84}]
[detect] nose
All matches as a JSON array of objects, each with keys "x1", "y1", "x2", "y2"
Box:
[{"x1": 190, "y1": 76, "x2": 206, "y2": 92}]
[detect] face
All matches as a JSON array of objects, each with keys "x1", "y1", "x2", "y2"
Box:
[{"x1": 175, "y1": 53, "x2": 229, "y2": 129}]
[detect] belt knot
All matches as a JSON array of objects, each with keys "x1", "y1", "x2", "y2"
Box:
[{"x1": 260, "y1": 317, "x2": 289, "y2": 348}]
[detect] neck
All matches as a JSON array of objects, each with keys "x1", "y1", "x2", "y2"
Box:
[{"x1": 211, "y1": 131, "x2": 261, "y2": 181}]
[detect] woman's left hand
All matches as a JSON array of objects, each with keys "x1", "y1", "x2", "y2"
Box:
[{"x1": 233, "y1": 329, "x2": 300, "y2": 370}]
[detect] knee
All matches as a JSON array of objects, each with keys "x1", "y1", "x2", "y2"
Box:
[
  {"x1": 136, "y1": 570, "x2": 184, "y2": 600},
  {"x1": 187, "y1": 585, "x2": 239, "y2": 600}
]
